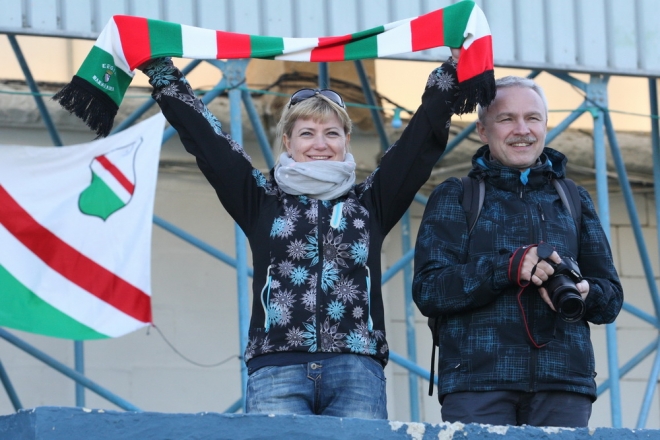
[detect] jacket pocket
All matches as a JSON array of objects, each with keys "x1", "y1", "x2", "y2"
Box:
[
  {"x1": 365, "y1": 266, "x2": 373, "y2": 331},
  {"x1": 260, "y1": 265, "x2": 273, "y2": 332}
]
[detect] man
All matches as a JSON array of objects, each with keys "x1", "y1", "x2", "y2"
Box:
[{"x1": 412, "y1": 76, "x2": 623, "y2": 427}]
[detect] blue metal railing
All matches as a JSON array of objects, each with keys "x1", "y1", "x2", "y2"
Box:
[{"x1": 0, "y1": 328, "x2": 141, "y2": 411}]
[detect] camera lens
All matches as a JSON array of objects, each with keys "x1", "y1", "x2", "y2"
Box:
[
  {"x1": 545, "y1": 275, "x2": 586, "y2": 322},
  {"x1": 556, "y1": 292, "x2": 586, "y2": 322}
]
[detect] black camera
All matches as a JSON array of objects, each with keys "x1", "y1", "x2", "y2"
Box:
[{"x1": 537, "y1": 243, "x2": 586, "y2": 322}]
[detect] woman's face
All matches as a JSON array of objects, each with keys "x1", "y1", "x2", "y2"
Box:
[{"x1": 283, "y1": 115, "x2": 350, "y2": 162}]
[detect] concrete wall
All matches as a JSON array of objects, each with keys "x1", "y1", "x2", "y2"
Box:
[{"x1": 1, "y1": 406, "x2": 659, "y2": 440}]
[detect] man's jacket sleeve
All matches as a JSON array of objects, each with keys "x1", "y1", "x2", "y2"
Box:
[
  {"x1": 577, "y1": 186, "x2": 623, "y2": 324},
  {"x1": 412, "y1": 178, "x2": 511, "y2": 317}
]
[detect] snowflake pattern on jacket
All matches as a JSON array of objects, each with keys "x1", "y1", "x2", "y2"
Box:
[{"x1": 145, "y1": 57, "x2": 458, "y2": 366}]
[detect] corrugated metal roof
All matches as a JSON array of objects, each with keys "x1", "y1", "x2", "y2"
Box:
[{"x1": 1, "y1": 0, "x2": 658, "y2": 77}]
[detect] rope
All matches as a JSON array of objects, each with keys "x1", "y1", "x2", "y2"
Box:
[{"x1": 149, "y1": 324, "x2": 241, "y2": 368}]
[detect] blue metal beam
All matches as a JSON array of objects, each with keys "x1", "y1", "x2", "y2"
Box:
[
  {"x1": 0, "y1": 328, "x2": 141, "y2": 411},
  {"x1": 444, "y1": 121, "x2": 477, "y2": 155},
  {"x1": 163, "y1": 75, "x2": 228, "y2": 143},
  {"x1": 236, "y1": 222, "x2": 250, "y2": 411},
  {"x1": 588, "y1": 75, "x2": 622, "y2": 427},
  {"x1": 225, "y1": 60, "x2": 252, "y2": 411},
  {"x1": 637, "y1": 339, "x2": 660, "y2": 428},
  {"x1": 7, "y1": 35, "x2": 62, "y2": 146},
  {"x1": 400, "y1": 211, "x2": 419, "y2": 421},
  {"x1": 546, "y1": 71, "x2": 588, "y2": 93},
  {"x1": 354, "y1": 60, "x2": 390, "y2": 152},
  {"x1": 622, "y1": 302, "x2": 660, "y2": 328},
  {"x1": 153, "y1": 215, "x2": 253, "y2": 277},
  {"x1": 546, "y1": 102, "x2": 589, "y2": 145},
  {"x1": 382, "y1": 249, "x2": 414, "y2": 284},
  {"x1": 598, "y1": 338, "x2": 657, "y2": 395},
  {"x1": 389, "y1": 351, "x2": 436, "y2": 385},
  {"x1": 604, "y1": 112, "x2": 660, "y2": 316},
  {"x1": 241, "y1": 89, "x2": 275, "y2": 169},
  {"x1": 112, "y1": 60, "x2": 204, "y2": 135},
  {"x1": 74, "y1": 341, "x2": 85, "y2": 407},
  {"x1": 414, "y1": 193, "x2": 428, "y2": 206},
  {"x1": 649, "y1": 78, "x2": 660, "y2": 315},
  {"x1": 223, "y1": 397, "x2": 244, "y2": 414},
  {"x1": 543, "y1": 71, "x2": 626, "y2": 426},
  {"x1": 0, "y1": 359, "x2": 22, "y2": 411},
  {"x1": 318, "y1": 63, "x2": 329, "y2": 89}
]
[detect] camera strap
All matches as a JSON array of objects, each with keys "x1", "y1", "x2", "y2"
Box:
[
  {"x1": 509, "y1": 245, "x2": 536, "y2": 286},
  {"x1": 517, "y1": 282, "x2": 552, "y2": 349},
  {"x1": 509, "y1": 245, "x2": 551, "y2": 348}
]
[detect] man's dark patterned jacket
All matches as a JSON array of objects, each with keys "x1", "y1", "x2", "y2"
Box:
[
  {"x1": 413, "y1": 145, "x2": 623, "y2": 401},
  {"x1": 144, "y1": 58, "x2": 461, "y2": 368}
]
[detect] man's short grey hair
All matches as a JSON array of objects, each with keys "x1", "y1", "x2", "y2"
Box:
[{"x1": 477, "y1": 76, "x2": 548, "y2": 123}]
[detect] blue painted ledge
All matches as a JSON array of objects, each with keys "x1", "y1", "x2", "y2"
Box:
[{"x1": 1, "y1": 407, "x2": 659, "y2": 440}]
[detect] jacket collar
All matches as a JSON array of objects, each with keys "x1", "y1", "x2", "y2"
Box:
[{"x1": 467, "y1": 145, "x2": 568, "y2": 191}]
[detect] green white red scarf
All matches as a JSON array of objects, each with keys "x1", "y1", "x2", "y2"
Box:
[{"x1": 54, "y1": 0, "x2": 495, "y2": 137}]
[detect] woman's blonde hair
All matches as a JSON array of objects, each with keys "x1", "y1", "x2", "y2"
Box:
[{"x1": 275, "y1": 93, "x2": 353, "y2": 156}]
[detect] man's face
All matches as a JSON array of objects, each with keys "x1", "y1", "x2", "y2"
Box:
[{"x1": 476, "y1": 86, "x2": 547, "y2": 170}]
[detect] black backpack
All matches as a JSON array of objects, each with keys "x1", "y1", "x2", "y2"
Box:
[{"x1": 425, "y1": 176, "x2": 582, "y2": 396}]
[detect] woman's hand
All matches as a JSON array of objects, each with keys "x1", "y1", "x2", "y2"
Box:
[{"x1": 450, "y1": 48, "x2": 461, "y2": 61}]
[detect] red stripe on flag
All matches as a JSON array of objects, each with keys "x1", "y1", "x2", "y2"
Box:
[
  {"x1": 457, "y1": 35, "x2": 494, "y2": 82},
  {"x1": 411, "y1": 9, "x2": 444, "y2": 51},
  {"x1": 96, "y1": 155, "x2": 135, "y2": 195},
  {"x1": 113, "y1": 16, "x2": 151, "y2": 70},
  {"x1": 216, "y1": 31, "x2": 251, "y2": 58},
  {"x1": 0, "y1": 185, "x2": 152, "y2": 324}
]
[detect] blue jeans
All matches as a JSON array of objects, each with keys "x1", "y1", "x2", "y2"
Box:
[{"x1": 245, "y1": 354, "x2": 387, "y2": 419}]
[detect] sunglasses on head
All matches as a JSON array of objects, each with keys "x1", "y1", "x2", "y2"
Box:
[{"x1": 288, "y1": 88, "x2": 345, "y2": 109}]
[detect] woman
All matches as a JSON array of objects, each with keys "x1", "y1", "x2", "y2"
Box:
[{"x1": 141, "y1": 53, "x2": 461, "y2": 418}]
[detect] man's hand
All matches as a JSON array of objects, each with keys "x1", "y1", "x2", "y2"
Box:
[
  {"x1": 539, "y1": 279, "x2": 589, "y2": 312},
  {"x1": 521, "y1": 245, "x2": 561, "y2": 286},
  {"x1": 576, "y1": 279, "x2": 590, "y2": 301},
  {"x1": 509, "y1": 243, "x2": 582, "y2": 314}
]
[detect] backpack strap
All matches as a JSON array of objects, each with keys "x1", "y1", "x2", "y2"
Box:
[
  {"x1": 552, "y1": 178, "x2": 582, "y2": 244},
  {"x1": 460, "y1": 176, "x2": 485, "y2": 236},
  {"x1": 427, "y1": 316, "x2": 440, "y2": 396}
]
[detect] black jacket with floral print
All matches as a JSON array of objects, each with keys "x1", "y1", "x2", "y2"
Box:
[{"x1": 144, "y1": 57, "x2": 460, "y2": 367}]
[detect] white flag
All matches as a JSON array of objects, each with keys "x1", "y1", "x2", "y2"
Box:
[{"x1": 0, "y1": 113, "x2": 164, "y2": 339}]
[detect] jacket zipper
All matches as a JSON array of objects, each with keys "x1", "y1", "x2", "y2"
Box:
[
  {"x1": 315, "y1": 201, "x2": 325, "y2": 352},
  {"x1": 537, "y1": 203, "x2": 548, "y2": 239},
  {"x1": 520, "y1": 185, "x2": 538, "y2": 393}
]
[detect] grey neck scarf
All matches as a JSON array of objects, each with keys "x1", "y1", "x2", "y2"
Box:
[{"x1": 274, "y1": 152, "x2": 356, "y2": 200}]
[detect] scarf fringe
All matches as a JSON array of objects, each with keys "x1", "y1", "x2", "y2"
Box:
[
  {"x1": 52, "y1": 75, "x2": 118, "y2": 138},
  {"x1": 452, "y1": 70, "x2": 496, "y2": 115}
]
